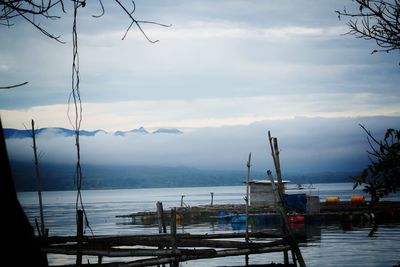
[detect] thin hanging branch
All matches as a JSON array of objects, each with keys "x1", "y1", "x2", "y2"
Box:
[
  {"x1": 92, "y1": 0, "x2": 104, "y2": 18},
  {"x1": 0, "y1": 81, "x2": 28, "y2": 89}
]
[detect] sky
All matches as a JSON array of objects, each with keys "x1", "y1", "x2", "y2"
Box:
[{"x1": 1, "y1": 1, "x2": 399, "y2": 172}]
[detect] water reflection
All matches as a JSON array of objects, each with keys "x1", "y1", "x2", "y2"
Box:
[{"x1": 17, "y1": 185, "x2": 400, "y2": 267}]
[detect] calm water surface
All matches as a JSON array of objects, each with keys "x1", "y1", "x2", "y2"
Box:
[{"x1": 18, "y1": 183, "x2": 400, "y2": 266}]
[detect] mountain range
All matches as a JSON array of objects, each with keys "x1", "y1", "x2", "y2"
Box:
[{"x1": 4, "y1": 127, "x2": 183, "y2": 139}]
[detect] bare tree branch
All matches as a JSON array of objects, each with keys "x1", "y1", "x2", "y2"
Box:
[
  {"x1": 336, "y1": 0, "x2": 400, "y2": 58},
  {"x1": 114, "y1": 0, "x2": 171, "y2": 42},
  {"x1": 0, "y1": 81, "x2": 28, "y2": 89},
  {"x1": 0, "y1": 0, "x2": 170, "y2": 44}
]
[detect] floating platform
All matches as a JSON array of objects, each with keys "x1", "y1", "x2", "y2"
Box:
[{"x1": 116, "y1": 201, "x2": 400, "y2": 226}]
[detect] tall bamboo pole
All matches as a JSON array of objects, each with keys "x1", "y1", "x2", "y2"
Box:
[
  {"x1": 31, "y1": 119, "x2": 45, "y2": 237},
  {"x1": 245, "y1": 153, "x2": 251, "y2": 243},
  {"x1": 267, "y1": 131, "x2": 306, "y2": 267},
  {"x1": 245, "y1": 153, "x2": 251, "y2": 266},
  {"x1": 268, "y1": 131, "x2": 284, "y2": 203}
]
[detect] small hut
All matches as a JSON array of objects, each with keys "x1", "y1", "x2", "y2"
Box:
[{"x1": 245, "y1": 180, "x2": 288, "y2": 208}]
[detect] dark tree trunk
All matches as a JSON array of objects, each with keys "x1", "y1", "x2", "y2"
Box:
[{"x1": 0, "y1": 118, "x2": 48, "y2": 266}]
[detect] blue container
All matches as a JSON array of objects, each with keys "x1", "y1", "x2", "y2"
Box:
[
  {"x1": 254, "y1": 215, "x2": 268, "y2": 225},
  {"x1": 285, "y1": 193, "x2": 306, "y2": 213},
  {"x1": 217, "y1": 211, "x2": 232, "y2": 224},
  {"x1": 231, "y1": 215, "x2": 246, "y2": 224}
]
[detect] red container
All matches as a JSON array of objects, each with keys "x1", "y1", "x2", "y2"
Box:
[
  {"x1": 351, "y1": 195, "x2": 365, "y2": 203},
  {"x1": 288, "y1": 215, "x2": 305, "y2": 223}
]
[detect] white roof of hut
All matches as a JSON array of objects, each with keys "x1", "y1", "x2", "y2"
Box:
[{"x1": 244, "y1": 180, "x2": 290, "y2": 184}]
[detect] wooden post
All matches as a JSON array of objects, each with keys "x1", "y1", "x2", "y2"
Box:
[
  {"x1": 76, "y1": 209, "x2": 83, "y2": 266},
  {"x1": 292, "y1": 249, "x2": 298, "y2": 266},
  {"x1": 156, "y1": 202, "x2": 167, "y2": 267},
  {"x1": 210, "y1": 192, "x2": 214, "y2": 207},
  {"x1": 31, "y1": 119, "x2": 45, "y2": 237},
  {"x1": 284, "y1": 249, "x2": 289, "y2": 265},
  {"x1": 170, "y1": 208, "x2": 178, "y2": 267},
  {"x1": 170, "y1": 208, "x2": 177, "y2": 247},
  {"x1": 180, "y1": 195, "x2": 185, "y2": 207},
  {"x1": 157, "y1": 202, "x2": 167, "y2": 234}
]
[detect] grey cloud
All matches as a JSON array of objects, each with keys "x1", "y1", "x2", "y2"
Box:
[{"x1": 2, "y1": 0, "x2": 399, "y2": 110}]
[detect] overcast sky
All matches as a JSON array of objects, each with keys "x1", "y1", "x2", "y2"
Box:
[{"x1": 1, "y1": 1, "x2": 399, "y2": 172}]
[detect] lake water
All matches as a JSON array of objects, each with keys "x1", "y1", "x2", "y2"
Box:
[{"x1": 18, "y1": 183, "x2": 400, "y2": 267}]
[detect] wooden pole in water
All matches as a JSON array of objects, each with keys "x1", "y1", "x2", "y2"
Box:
[
  {"x1": 210, "y1": 192, "x2": 214, "y2": 207},
  {"x1": 76, "y1": 209, "x2": 83, "y2": 266},
  {"x1": 170, "y1": 208, "x2": 178, "y2": 267},
  {"x1": 31, "y1": 119, "x2": 45, "y2": 237},
  {"x1": 157, "y1": 202, "x2": 167, "y2": 234},
  {"x1": 180, "y1": 195, "x2": 185, "y2": 207},
  {"x1": 245, "y1": 153, "x2": 251, "y2": 266},
  {"x1": 156, "y1": 202, "x2": 167, "y2": 267},
  {"x1": 245, "y1": 153, "x2": 251, "y2": 243}
]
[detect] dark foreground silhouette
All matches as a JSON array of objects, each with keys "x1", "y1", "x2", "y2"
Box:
[{"x1": 0, "y1": 119, "x2": 47, "y2": 266}]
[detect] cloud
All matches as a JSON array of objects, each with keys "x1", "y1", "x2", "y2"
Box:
[
  {"x1": 2, "y1": 93, "x2": 400, "y2": 132},
  {"x1": 5, "y1": 116, "x2": 400, "y2": 173},
  {"x1": 1, "y1": 0, "x2": 398, "y2": 111}
]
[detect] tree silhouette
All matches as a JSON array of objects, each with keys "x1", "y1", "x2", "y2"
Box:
[
  {"x1": 336, "y1": 1, "x2": 400, "y2": 200},
  {"x1": 336, "y1": 0, "x2": 400, "y2": 57},
  {"x1": 354, "y1": 125, "x2": 400, "y2": 202}
]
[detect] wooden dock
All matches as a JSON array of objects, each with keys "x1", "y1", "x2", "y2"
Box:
[
  {"x1": 40, "y1": 206, "x2": 301, "y2": 267},
  {"x1": 40, "y1": 231, "x2": 294, "y2": 267},
  {"x1": 116, "y1": 201, "x2": 400, "y2": 226}
]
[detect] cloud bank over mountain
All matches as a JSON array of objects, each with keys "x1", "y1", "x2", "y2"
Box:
[{"x1": 5, "y1": 116, "x2": 399, "y2": 173}]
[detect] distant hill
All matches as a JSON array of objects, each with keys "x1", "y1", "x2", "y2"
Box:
[
  {"x1": 114, "y1": 127, "x2": 149, "y2": 136},
  {"x1": 4, "y1": 127, "x2": 183, "y2": 139},
  {"x1": 9, "y1": 161, "x2": 355, "y2": 192},
  {"x1": 4, "y1": 128, "x2": 104, "y2": 139}
]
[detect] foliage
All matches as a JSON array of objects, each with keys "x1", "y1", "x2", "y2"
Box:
[
  {"x1": 354, "y1": 125, "x2": 400, "y2": 202},
  {"x1": 336, "y1": 0, "x2": 400, "y2": 57}
]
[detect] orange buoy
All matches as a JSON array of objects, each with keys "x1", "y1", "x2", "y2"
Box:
[
  {"x1": 176, "y1": 214, "x2": 184, "y2": 224},
  {"x1": 351, "y1": 195, "x2": 365, "y2": 203},
  {"x1": 325, "y1": 197, "x2": 340, "y2": 203}
]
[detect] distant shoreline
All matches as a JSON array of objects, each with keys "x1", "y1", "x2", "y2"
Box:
[{"x1": 11, "y1": 160, "x2": 356, "y2": 192}]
